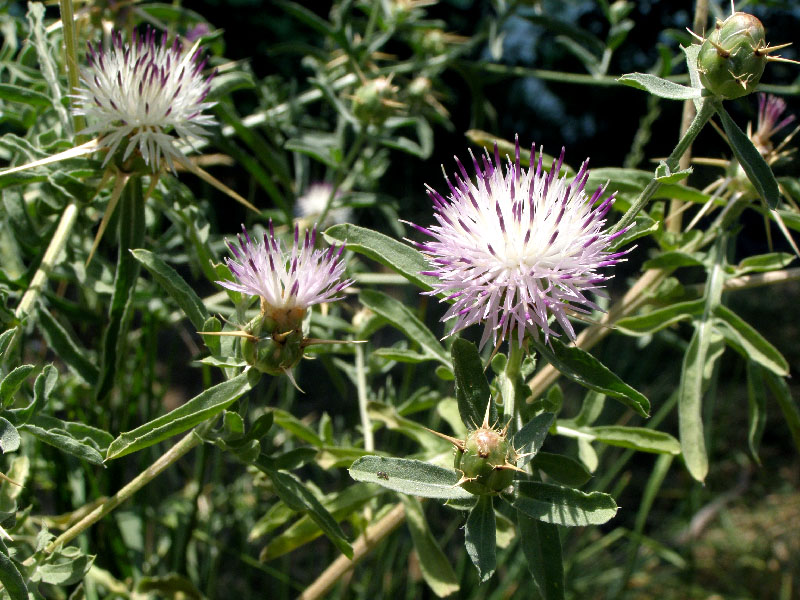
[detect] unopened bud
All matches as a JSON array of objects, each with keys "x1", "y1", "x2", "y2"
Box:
[{"x1": 454, "y1": 426, "x2": 517, "y2": 495}]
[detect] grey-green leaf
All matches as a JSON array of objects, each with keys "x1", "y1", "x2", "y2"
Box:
[
  {"x1": 532, "y1": 339, "x2": 649, "y2": 417},
  {"x1": 517, "y1": 511, "x2": 564, "y2": 600},
  {"x1": 106, "y1": 372, "x2": 255, "y2": 460},
  {"x1": 531, "y1": 452, "x2": 592, "y2": 487},
  {"x1": 452, "y1": 338, "x2": 495, "y2": 431},
  {"x1": 616, "y1": 299, "x2": 705, "y2": 335},
  {"x1": 465, "y1": 495, "x2": 496, "y2": 582},
  {"x1": 349, "y1": 456, "x2": 473, "y2": 500},
  {"x1": 0, "y1": 539, "x2": 28, "y2": 600},
  {"x1": 513, "y1": 413, "x2": 555, "y2": 465},
  {"x1": 745, "y1": 362, "x2": 767, "y2": 464},
  {"x1": 717, "y1": 104, "x2": 780, "y2": 209},
  {"x1": 0, "y1": 365, "x2": 35, "y2": 408},
  {"x1": 513, "y1": 481, "x2": 618, "y2": 526},
  {"x1": 713, "y1": 305, "x2": 789, "y2": 377},
  {"x1": 0, "y1": 418, "x2": 20, "y2": 454},
  {"x1": 132, "y1": 249, "x2": 209, "y2": 331},
  {"x1": 618, "y1": 73, "x2": 701, "y2": 100},
  {"x1": 590, "y1": 426, "x2": 681, "y2": 455},
  {"x1": 324, "y1": 223, "x2": 438, "y2": 291}
]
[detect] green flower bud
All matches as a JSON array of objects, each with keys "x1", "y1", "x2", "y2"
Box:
[
  {"x1": 454, "y1": 426, "x2": 517, "y2": 495},
  {"x1": 697, "y1": 12, "x2": 766, "y2": 99},
  {"x1": 352, "y1": 77, "x2": 400, "y2": 125},
  {"x1": 242, "y1": 314, "x2": 304, "y2": 376}
]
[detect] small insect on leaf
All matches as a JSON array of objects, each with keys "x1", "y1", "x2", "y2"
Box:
[{"x1": 377, "y1": 471, "x2": 389, "y2": 480}]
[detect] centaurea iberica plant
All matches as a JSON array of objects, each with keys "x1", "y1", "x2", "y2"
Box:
[{"x1": 409, "y1": 137, "x2": 628, "y2": 349}]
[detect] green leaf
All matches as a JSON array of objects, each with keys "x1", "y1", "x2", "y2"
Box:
[
  {"x1": 717, "y1": 104, "x2": 780, "y2": 209},
  {"x1": 616, "y1": 299, "x2": 704, "y2": 335},
  {"x1": 136, "y1": 573, "x2": 203, "y2": 599},
  {"x1": 465, "y1": 495, "x2": 496, "y2": 582},
  {"x1": 764, "y1": 372, "x2": 800, "y2": 454},
  {"x1": 642, "y1": 251, "x2": 704, "y2": 270},
  {"x1": 0, "y1": 364, "x2": 35, "y2": 408},
  {"x1": 20, "y1": 417, "x2": 105, "y2": 465},
  {"x1": 106, "y1": 372, "x2": 255, "y2": 460},
  {"x1": 745, "y1": 362, "x2": 767, "y2": 464},
  {"x1": 359, "y1": 289, "x2": 449, "y2": 366},
  {"x1": 11, "y1": 364, "x2": 57, "y2": 424},
  {"x1": 531, "y1": 452, "x2": 592, "y2": 487},
  {"x1": 0, "y1": 83, "x2": 52, "y2": 107},
  {"x1": 272, "y1": 409, "x2": 324, "y2": 447},
  {"x1": 0, "y1": 418, "x2": 20, "y2": 454},
  {"x1": 31, "y1": 547, "x2": 94, "y2": 586},
  {"x1": 324, "y1": 224, "x2": 438, "y2": 291},
  {"x1": 713, "y1": 305, "x2": 789, "y2": 377},
  {"x1": 36, "y1": 303, "x2": 99, "y2": 386},
  {"x1": 590, "y1": 426, "x2": 681, "y2": 455},
  {"x1": 261, "y1": 468, "x2": 353, "y2": 558},
  {"x1": 607, "y1": 214, "x2": 658, "y2": 252},
  {"x1": 452, "y1": 338, "x2": 495, "y2": 431},
  {"x1": 513, "y1": 413, "x2": 555, "y2": 466},
  {"x1": 131, "y1": 249, "x2": 209, "y2": 331},
  {"x1": 734, "y1": 252, "x2": 794, "y2": 275},
  {"x1": 0, "y1": 539, "x2": 28, "y2": 600},
  {"x1": 517, "y1": 511, "x2": 564, "y2": 600},
  {"x1": 618, "y1": 73, "x2": 701, "y2": 100},
  {"x1": 401, "y1": 496, "x2": 460, "y2": 597},
  {"x1": 348, "y1": 456, "x2": 473, "y2": 500},
  {"x1": 573, "y1": 391, "x2": 605, "y2": 427},
  {"x1": 513, "y1": 481, "x2": 618, "y2": 526},
  {"x1": 678, "y1": 328, "x2": 714, "y2": 483},
  {"x1": 532, "y1": 339, "x2": 649, "y2": 417}
]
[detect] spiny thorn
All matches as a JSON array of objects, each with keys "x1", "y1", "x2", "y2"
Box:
[{"x1": 423, "y1": 426, "x2": 466, "y2": 451}]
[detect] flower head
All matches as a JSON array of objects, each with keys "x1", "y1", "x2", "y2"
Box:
[
  {"x1": 295, "y1": 183, "x2": 353, "y2": 228},
  {"x1": 218, "y1": 222, "x2": 352, "y2": 330},
  {"x1": 752, "y1": 93, "x2": 796, "y2": 157},
  {"x1": 73, "y1": 27, "x2": 216, "y2": 172},
  {"x1": 409, "y1": 137, "x2": 628, "y2": 349}
]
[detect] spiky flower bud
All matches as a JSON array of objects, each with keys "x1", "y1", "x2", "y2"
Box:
[
  {"x1": 454, "y1": 425, "x2": 518, "y2": 495},
  {"x1": 351, "y1": 77, "x2": 401, "y2": 125},
  {"x1": 697, "y1": 12, "x2": 766, "y2": 99},
  {"x1": 241, "y1": 314, "x2": 304, "y2": 376}
]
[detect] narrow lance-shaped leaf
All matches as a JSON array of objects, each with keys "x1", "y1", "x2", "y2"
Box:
[
  {"x1": 765, "y1": 371, "x2": 800, "y2": 454},
  {"x1": 451, "y1": 338, "x2": 495, "y2": 430},
  {"x1": 513, "y1": 412, "x2": 555, "y2": 466},
  {"x1": 717, "y1": 104, "x2": 780, "y2": 209},
  {"x1": 618, "y1": 73, "x2": 701, "y2": 100},
  {"x1": 401, "y1": 496, "x2": 460, "y2": 597},
  {"x1": 532, "y1": 339, "x2": 649, "y2": 417},
  {"x1": 359, "y1": 289, "x2": 449, "y2": 366},
  {"x1": 349, "y1": 456, "x2": 473, "y2": 500},
  {"x1": 36, "y1": 303, "x2": 99, "y2": 386},
  {"x1": 517, "y1": 511, "x2": 564, "y2": 600},
  {"x1": 713, "y1": 304, "x2": 789, "y2": 377},
  {"x1": 745, "y1": 362, "x2": 767, "y2": 465},
  {"x1": 531, "y1": 452, "x2": 592, "y2": 487},
  {"x1": 513, "y1": 481, "x2": 618, "y2": 526},
  {"x1": 590, "y1": 426, "x2": 681, "y2": 455},
  {"x1": 0, "y1": 539, "x2": 28, "y2": 600},
  {"x1": 465, "y1": 495, "x2": 496, "y2": 582},
  {"x1": 0, "y1": 364, "x2": 35, "y2": 408},
  {"x1": 106, "y1": 372, "x2": 255, "y2": 460}
]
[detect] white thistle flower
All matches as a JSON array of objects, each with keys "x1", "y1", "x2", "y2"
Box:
[
  {"x1": 408, "y1": 136, "x2": 629, "y2": 349},
  {"x1": 218, "y1": 222, "x2": 353, "y2": 314},
  {"x1": 295, "y1": 183, "x2": 353, "y2": 228},
  {"x1": 73, "y1": 27, "x2": 216, "y2": 172}
]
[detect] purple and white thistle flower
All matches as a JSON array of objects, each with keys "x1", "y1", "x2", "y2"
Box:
[
  {"x1": 752, "y1": 93, "x2": 796, "y2": 157},
  {"x1": 218, "y1": 221, "x2": 353, "y2": 330},
  {"x1": 73, "y1": 27, "x2": 216, "y2": 172},
  {"x1": 408, "y1": 136, "x2": 629, "y2": 349}
]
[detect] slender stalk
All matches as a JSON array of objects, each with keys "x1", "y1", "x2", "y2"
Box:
[
  {"x1": 59, "y1": 0, "x2": 87, "y2": 139},
  {"x1": 355, "y1": 343, "x2": 373, "y2": 452},
  {"x1": 612, "y1": 99, "x2": 718, "y2": 234},
  {"x1": 666, "y1": 0, "x2": 709, "y2": 233},
  {"x1": 501, "y1": 343, "x2": 524, "y2": 435}
]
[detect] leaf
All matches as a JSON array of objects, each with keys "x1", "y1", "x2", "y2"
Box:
[
  {"x1": 465, "y1": 495, "x2": 496, "y2": 582},
  {"x1": 513, "y1": 481, "x2": 618, "y2": 526},
  {"x1": 717, "y1": 104, "x2": 780, "y2": 209},
  {"x1": 0, "y1": 365, "x2": 35, "y2": 408},
  {"x1": 616, "y1": 299, "x2": 704, "y2": 335},
  {"x1": 713, "y1": 305, "x2": 789, "y2": 377},
  {"x1": 11, "y1": 364, "x2": 57, "y2": 425},
  {"x1": 0, "y1": 539, "x2": 28, "y2": 600},
  {"x1": 0, "y1": 83, "x2": 51, "y2": 107},
  {"x1": 590, "y1": 426, "x2": 681, "y2": 455},
  {"x1": 261, "y1": 468, "x2": 353, "y2": 558},
  {"x1": 745, "y1": 362, "x2": 767, "y2": 464},
  {"x1": 642, "y1": 251, "x2": 704, "y2": 270},
  {"x1": 678, "y1": 329, "x2": 710, "y2": 483},
  {"x1": 618, "y1": 73, "x2": 701, "y2": 100},
  {"x1": 324, "y1": 224, "x2": 438, "y2": 291},
  {"x1": 20, "y1": 418, "x2": 105, "y2": 465},
  {"x1": 36, "y1": 303, "x2": 99, "y2": 386},
  {"x1": 0, "y1": 418, "x2": 20, "y2": 454},
  {"x1": 764, "y1": 372, "x2": 800, "y2": 454},
  {"x1": 348, "y1": 456, "x2": 473, "y2": 500},
  {"x1": 272, "y1": 409, "x2": 324, "y2": 447},
  {"x1": 734, "y1": 252, "x2": 794, "y2": 275},
  {"x1": 137, "y1": 574, "x2": 203, "y2": 599},
  {"x1": 451, "y1": 338, "x2": 495, "y2": 431},
  {"x1": 31, "y1": 547, "x2": 94, "y2": 586},
  {"x1": 532, "y1": 339, "x2": 650, "y2": 417},
  {"x1": 106, "y1": 372, "x2": 255, "y2": 460},
  {"x1": 401, "y1": 496, "x2": 460, "y2": 597},
  {"x1": 513, "y1": 413, "x2": 555, "y2": 465},
  {"x1": 359, "y1": 289, "x2": 449, "y2": 366},
  {"x1": 573, "y1": 391, "x2": 605, "y2": 427},
  {"x1": 517, "y1": 511, "x2": 564, "y2": 600},
  {"x1": 131, "y1": 249, "x2": 210, "y2": 331},
  {"x1": 531, "y1": 452, "x2": 592, "y2": 487}
]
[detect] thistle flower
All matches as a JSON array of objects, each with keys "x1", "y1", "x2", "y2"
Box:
[
  {"x1": 295, "y1": 183, "x2": 353, "y2": 228},
  {"x1": 751, "y1": 93, "x2": 796, "y2": 158},
  {"x1": 73, "y1": 27, "x2": 216, "y2": 172},
  {"x1": 219, "y1": 222, "x2": 352, "y2": 331},
  {"x1": 408, "y1": 137, "x2": 628, "y2": 349}
]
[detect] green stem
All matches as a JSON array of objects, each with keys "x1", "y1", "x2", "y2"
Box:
[
  {"x1": 317, "y1": 129, "x2": 368, "y2": 228},
  {"x1": 59, "y1": 0, "x2": 87, "y2": 140},
  {"x1": 612, "y1": 99, "x2": 718, "y2": 234},
  {"x1": 501, "y1": 344, "x2": 525, "y2": 435},
  {"x1": 3, "y1": 202, "x2": 79, "y2": 362},
  {"x1": 355, "y1": 343, "x2": 373, "y2": 452}
]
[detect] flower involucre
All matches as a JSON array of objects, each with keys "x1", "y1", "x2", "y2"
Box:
[
  {"x1": 409, "y1": 137, "x2": 628, "y2": 349},
  {"x1": 219, "y1": 222, "x2": 352, "y2": 315},
  {"x1": 74, "y1": 27, "x2": 216, "y2": 171}
]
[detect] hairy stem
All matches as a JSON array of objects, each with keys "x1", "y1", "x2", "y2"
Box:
[
  {"x1": 59, "y1": 0, "x2": 87, "y2": 139},
  {"x1": 355, "y1": 343, "x2": 373, "y2": 452}
]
